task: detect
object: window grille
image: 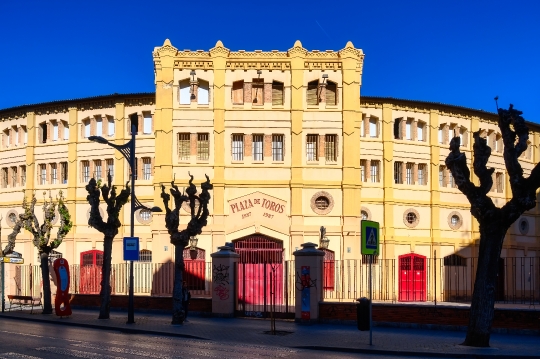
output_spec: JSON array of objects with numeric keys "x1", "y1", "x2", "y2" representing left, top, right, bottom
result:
[
  {"x1": 61, "y1": 162, "x2": 68, "y2": 184},
  {"x1": 40, "y1": 164, "x2": 47, "y2": 185},
  {"x1": 315, "y1": 196, "x2": 329, "y2": 210},
  {"x1": 106, "y1": 159, "x2": 113, "y2": 180},
  {"x1": 50, "y1": 163, "x2": 57, "y2": 184},
  {"x1": 307, "y1": 81, "x2": 319, "y2": 105},
  {"x1": 306, "y1": 134, "x2": 318, "y2": 161},
  {"x1": 252, "y1": 134, "x2": 263, "y2": 161},
  {"x1": 326, "y1": 82, "x2": 337, "y2": 106},
  {"x1": 360, "y1": 160, "x2": 366, "y2": 182},
  {"x1": 232, "y1": 134, "x2": 244, "y2": 161},
  {"x1": 139, "y1": 249, "x2": 152, "y2": 262},
  {"x1": 272, "y1": 134, "x2": 284, "y2": 161},
  {"x1": 272, "y1": 81, "x2": 284, "y2": 106},
  {"x1": 370, "y1": 160, "x2": 380, "y2": 182},
  {"x1": 94, "y1": 160, "x2": 102, "y2": 179},
  {"x1": 394, "y1": 161, "x2": 403, "y2": 184},
  {"x1": 197, "y1": 133, "x2": 209, "y2": 161},
  {"x1": 178, "y1": 133, "x2": 190, "y2": 160},
  {"x1": 143, "y1": 158, "x2": 152, "y2": 180},
  {"x1": 406, "y1": 163, "x2": 414, "y2": 184},
  {"x1": 325, "y1": 134, "x2": 337, "y2": 161},
  {"x1": 140, "y1": 209, "x2": 152, "y2": 221},
  {"x1": 82, "y1": 161, "x2": 90, "y2": 183},
  {"x1": 418, "y1": 164, "x2": 427, "y2": 185}
]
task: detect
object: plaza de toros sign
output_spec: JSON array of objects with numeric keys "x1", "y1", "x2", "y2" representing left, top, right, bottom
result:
[{"x1": 227, "y1": 192, "x2": 288, "y2": 226}]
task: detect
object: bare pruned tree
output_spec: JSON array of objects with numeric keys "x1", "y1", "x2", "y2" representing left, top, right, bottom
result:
[
  {"x1": 446, "y1": 104, "x2": 537, "y2": 347},
  {"x1": 86, "y1": 174, "x2": 130, "y2": 319},
  {"x1": 21, "y1": 191, "x2": 72, "y2": 314},
  {"x1": 161, "y1": 174, "x2": 212, "y2": 324}
]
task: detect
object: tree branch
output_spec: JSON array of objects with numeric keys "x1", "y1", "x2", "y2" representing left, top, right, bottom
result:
[{"x1": 86, "y1": 178, "x2": 106, "y2": 232}]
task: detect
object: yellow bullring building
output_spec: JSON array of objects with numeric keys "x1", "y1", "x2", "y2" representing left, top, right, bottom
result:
[{"x1": 1, "y1": 39, "x2": 539, "y2": 302}]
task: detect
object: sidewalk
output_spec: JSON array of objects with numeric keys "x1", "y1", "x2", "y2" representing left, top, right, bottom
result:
[{"x1": 1, "y1": 308, "x2": 539, "y2": 358}]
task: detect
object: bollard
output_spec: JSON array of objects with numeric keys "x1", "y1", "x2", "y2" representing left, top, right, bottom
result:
[{"x1": 356, "y1": 297, "x2": 370, "y2": 331}]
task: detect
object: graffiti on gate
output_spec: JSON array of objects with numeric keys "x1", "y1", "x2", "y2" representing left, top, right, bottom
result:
[
  {"x1": 244, "y1": 311, "x2": 263, "y2": 318},
  {"x1": 213, "y1": 264, "x2": 229, "y2": 285},
  {"x1": 214, "y1": 284, "x2": 229, "y2": 300}
]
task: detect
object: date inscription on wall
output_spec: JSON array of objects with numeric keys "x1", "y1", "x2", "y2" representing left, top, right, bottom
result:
[{"x1": 228, "y1": 191, "x2": 287, "y2": 224}]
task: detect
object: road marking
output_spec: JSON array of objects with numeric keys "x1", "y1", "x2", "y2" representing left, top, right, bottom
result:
[{"x1": 36, "y1": 347, "x2": 126, "y2": 359}]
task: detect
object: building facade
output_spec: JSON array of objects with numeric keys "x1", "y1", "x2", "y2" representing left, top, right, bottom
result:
[{"x1": 1, "y1": 39, "x2": 539, "y2": 282}]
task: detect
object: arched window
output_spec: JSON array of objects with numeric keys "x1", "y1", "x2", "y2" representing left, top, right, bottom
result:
[
  {"x1": 307, "y1": 80, "x2": 319, "y2": 105},
  {"x1": 179, "y1": 79, "x2": 191, "y2": 105},
  {"x1": 198, "y1": 80, "x2": 209, "y2": 105},
  {"x1": 272, "y1": 81, "x2": 284, "y2": 106},
  {"x1": 326, "y1": 81, "x2": 337, "y2": 106},
  {"x1": 232, "y1": 81, "x2": 244, "y2": 104},
  {"x1": 139, "y1": 249, "x2": 152, "y2": 262}
]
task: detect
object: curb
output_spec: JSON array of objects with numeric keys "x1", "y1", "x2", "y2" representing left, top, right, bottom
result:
[
  {"x1": 294, "y1": 345, "x2": 540, "y2": 359},
  {"x1": 0, "y1": 313, "x2": 209, "y2": 340}
]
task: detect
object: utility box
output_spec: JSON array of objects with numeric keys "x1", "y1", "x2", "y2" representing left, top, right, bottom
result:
[{"x1": 356, "y1": 297, "x2": 370, "y2": 331}]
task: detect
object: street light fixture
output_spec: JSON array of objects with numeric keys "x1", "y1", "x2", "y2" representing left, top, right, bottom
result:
[{"x1": 89, "y1": 113, "x2": 161, "y2": 324}]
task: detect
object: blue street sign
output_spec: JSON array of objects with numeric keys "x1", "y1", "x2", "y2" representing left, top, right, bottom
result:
[{"x1": 123, "y1": 237, "x2": 140, "y2": 261}]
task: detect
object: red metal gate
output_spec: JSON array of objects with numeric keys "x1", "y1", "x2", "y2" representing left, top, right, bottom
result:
[
  {"x1": 79, "y1": 250, "x2": 103, "y2": 294},
  {"x1": 398, "y1": 253, "x2": 426, "y2": 301},
  {"x1": 183, "y1": 247, "x2": 206, "y2": 291},
  {"x1": 234, "y1": 234, "x2": 292, "y2": 318},
  {"x1": 322, "y1": 249, "x2": 335, "y2": 290}
]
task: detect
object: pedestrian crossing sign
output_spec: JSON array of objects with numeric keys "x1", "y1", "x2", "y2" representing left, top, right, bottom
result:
[{"x1": 361, "y1": 220, "x2": 379, "y2": 255}]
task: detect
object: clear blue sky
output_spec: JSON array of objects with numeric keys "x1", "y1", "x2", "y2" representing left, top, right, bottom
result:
[{"x1": 1, "y1": 0, "x2": 538, "y2": 121}]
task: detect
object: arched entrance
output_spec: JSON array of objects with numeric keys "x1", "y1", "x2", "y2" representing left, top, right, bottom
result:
[
  {"x1": 234, "y1": 234, "x2": 293, "y2": 318},
  {"x1": 79, "y1": 250, "x2": 103, "y2": 294},
  {"x1": 398, "y1": 253, "x2": 427, "y2": 301}
]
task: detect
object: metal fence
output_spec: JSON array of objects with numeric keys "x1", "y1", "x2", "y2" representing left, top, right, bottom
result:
[
  {"x1": 13, "y1": 262, "x2": 212, "y2": 298},
  {"x1": 323, "y1": 257, "x2": 540, "y2": 304}
]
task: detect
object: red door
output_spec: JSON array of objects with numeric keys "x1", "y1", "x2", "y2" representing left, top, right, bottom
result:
[
  {"x1": 182, "y1": 247, "x2": 206, "y2": 291},
  {"x1": 399, "y1": 253, "x2": 426, "y2": 301},
  {"x1": 322, "y1": 249, "x2": 335, "y2": 290},
  {"x1": 79, "y1": 250, "x2": 103, "y2": 294}
]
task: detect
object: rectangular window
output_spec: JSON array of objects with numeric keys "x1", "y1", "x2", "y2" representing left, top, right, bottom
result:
[
  {"x1": 406, "y1": 163, "x2": 414, "y2": 184},
  {"x1": 272, "y1": 134, "x2": 284, "y2": 161},
  {"x1": 252, "y1": 79, "x2": 264, "y2": 105},
  {"x1": 232, "y1": 134, "x2": 244, "y2": 161},
  {"x1": 82, "y1": 161, "x2": 90, "y2": 183},
  {"x1": 1, "y1": 168, "x2": 7, "y2": 188},
  {"x1": 51, "y1": 122, "x2": 57, "y2": 141},
  {"x1": 11, "y1": 167, "x2": 17, "y2": 187},
  {"x1": 106, "y1": 159, "x2": 114, "y2": 180},
  {"x1": 143, "y1": 158, "x2": 152, "y2": 180},
  {"x1": 197, "y1": 133, "x2": 209, "y2": 161},
  {"x1": 448, "y1": 170, "x2": 455, "y2": 188},
  {"x1": 438, "y1": 127, "x2": 443, "y2": 144},
  {"x1": 394, "y1": 161, "x2": 403, "y2": 184},
  {"x1": 418, "y1": 164, "x2": 427, "y2": 185},
  {"x1": 326, "y1": 82, "x2": 337, "y2": 106},
  {"x1": 20, "y1": 166, "x2": 26, "y2": 186},
  {"x1": 369, "y1": 118, "x2": 378, "y2": 138},
  {"x1": 50, "y1": 163, "x2": 57, "y2": 184},
  {"x1": 40, "y1": 164, "x2": 47, "y2": 185},
  {"x1": 197, "y1": 80, "x2": 209, "y2": 105},
  {"x1": 232, "y1": 81, "x2": 244, "y2": 104},
  {"x1": 417, "y1": 122, "x2": 424, "y2": 141},
  {"x1": 23, "y1": 126, "x2": 27, "y2": 144},
  {"x1": 371, "y1": 160, "x2": 380, "y2": 182},
  {"x1": 439, "y1": 165, "x2": 445, "y2": 187},
  {"x1": 325, "y1": 134, "x2": 337, "y2": 162},
  {"x1": 405, "y1": 119, "x2": 412, "y2": 140},
  {"x1": 94, "y1": 160, "x2": 102, "y2": 179},
  {"x1": 179, "y1": 79, "x2": 191, "y2": 105},
  {"x1": 62, "y1": 121, "x2": 69, "y2": 140},
  {"x1": 40, "y1": 123, "x2": 47, "y2": 143},
  {"x1": 496, "y1": 172, "x2": 504, "y2": 193},
  {"x1": 14, "y1": 127, "x2": 19, "y2": 145},
  {"x1": 394, "y1": 118, "x2": 403, "y2": 140},
  {"x1": 361, "y1": 116, "x2": 366, "y2": 137},
  {"x1": 61, "y1": 162, "x2": 68, "y2": 184},
  {"x1": 252, "y1": 134, "x2": 264, "y2": 161},
  {"x1": 143, "y1": 114, "x2": 152, "y2": 134},
  {"x1": 307, "y1": 81, "x2": 319, "y2": 105},
  {"x1": 360, "y1": 160, "x2": 366, "y2": 182},
  {"x1": 272, "y1": 81, "x2": 284, "y2": 106},
  {"x1": 394, "y1": 162, "x2": 403, "y2": 184},
  {"x1": 306, "y1": 134, "x2": 318, "y2": 161},
  {"x1": 96, "y1": 118, "x2": 103, "y2": 136},
  {"x1": 107, "y1": 118, "x2": 115, "y2": 137},
  {"x1": 84, "y1": 120, "x2": 91, "y2": 138},
  {"x1": 178, "y1": 133, "x2": 190, "y2": 160}
]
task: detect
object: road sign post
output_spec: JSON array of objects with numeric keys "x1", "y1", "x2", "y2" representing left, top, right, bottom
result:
[{"x1": 361, "y1": 220, "x2": 379, "y2": 346}]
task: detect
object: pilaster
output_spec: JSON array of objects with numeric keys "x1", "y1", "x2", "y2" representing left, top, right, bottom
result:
[
  {"x1": 429, "y1": 109, "x2": 441, "y2": 245},
  {"x1": 66, "y1": 107, "x2": 78, "y2": 231},
  {"x1": 24, "y1": 112, "x2": 36, "y2": 199},
  {"x1": 382, "y1": 104, "x2": 395, "y2": 247}
]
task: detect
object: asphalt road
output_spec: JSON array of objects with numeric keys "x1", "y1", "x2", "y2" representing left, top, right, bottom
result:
[{"x1": 0, "y1": 318, "x2": 456, "y2": 359}]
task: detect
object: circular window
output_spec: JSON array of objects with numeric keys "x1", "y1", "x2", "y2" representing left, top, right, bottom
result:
[
  {"x1": 86, "y1": 207, "x2": 106, "y2": 220},
  {"x1": 182, "y1": 199, "x2": 200, "y2": 214},
  {"x1": 6, "y1": 210, "x2": 18, "y2": 228},
  {"x1": 360, "y1": 207, "x2": 372, "y2": 221},
  {"x1": 136, "y1": 208, "x2": 153, "y2": 224},
  {"x1": 403, "y1": 208, "x2": 420, "y2": 228},
  {"x1": 310, "y1": 191, "x2": 334, "y2": 215},
  {"x1": 447, "y1": 211, "x2": 463, "y2": 230},
  {"x1": 518, "y1": 218, "x2": 529, "y2": 235}
]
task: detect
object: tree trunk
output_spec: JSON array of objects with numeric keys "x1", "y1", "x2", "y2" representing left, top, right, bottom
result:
[
  {"x1": 463, "y1": 225, "x2": 506, "y2": 347},
  {"x1": 171, "y1": 244, "x2": 185, "y2": 324},
  {"x1": 40, "y1": 252, "x2": 53, "y2": 314},
  {"x1": 99, "y1": 236, "x2": 113, "y2": 319}
]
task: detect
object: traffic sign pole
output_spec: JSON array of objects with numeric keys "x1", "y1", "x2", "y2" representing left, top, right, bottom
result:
[
  {"x1": 361, "y1": 220, "x2": 379, "y2": 346},
  {"x1": 369, "y1": 254, "x2": 372, "y2": 345},
  {"x1": 1, "y1": 261, "x2": 4, "y2": 313}
]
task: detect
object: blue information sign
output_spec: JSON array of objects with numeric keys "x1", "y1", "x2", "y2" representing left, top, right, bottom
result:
[{"x1": 123, "y1": 237, "x2": 140, "y2": 261}]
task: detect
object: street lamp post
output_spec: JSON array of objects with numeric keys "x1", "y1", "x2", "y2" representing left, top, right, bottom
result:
[{"x1": 89, "y1": 113, "x2": 161, "y2": 324}]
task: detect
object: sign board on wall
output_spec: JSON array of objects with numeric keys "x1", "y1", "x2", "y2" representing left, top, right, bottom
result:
[
  {"x1": 227, "y1": 192, "x2": 288, "y2": 231},
  {"x1": 123, "y1": 237, "x2": 140, "y2": 261}
]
